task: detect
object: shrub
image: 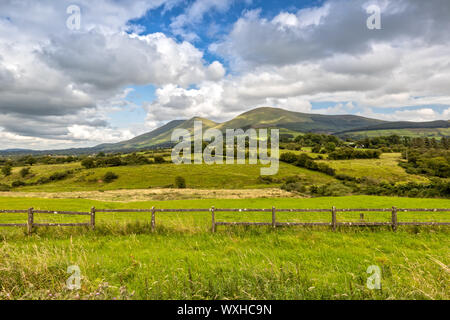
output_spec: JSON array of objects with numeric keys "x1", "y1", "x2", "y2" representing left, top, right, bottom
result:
[
  {"x1": 0, "y1": 183, "x2": 11, "y2": 191},
  {"x1": 328, "y1": 148, "x2": 382, "y2": 160},
  {"x1": 48, "y1": 171, "x2": 71, "y2": 181},
  {"x1": 175, "y1": 176, "x2": 186, "y2": 189},
  {"x1": 2, "y1": 165, "x2": 12, "y2": 177},
  {"x1": 257, "y1": 176, "x2": 274, "y2": 184},
  {"x1": 281, "y1": 182, "x2": 306, "y2": 193},
  {"x1": 20, "y1": 167, "x2": 31, "y2": 178},
  {"x1": 154, "y1": 156, "x2": 166, "y2": 164},
  {"x1": 11, "y1": 180, "x2": 26, "y2": 188},
  {"x1": 103, "y1": 172, "x2": 119, "y2": 183},
  {"x1": 81, "y1": 158, "x2": 96, "y2": 169},
  {"x1": 311, "y1": 145, "x2": 321, "y2": 153}
]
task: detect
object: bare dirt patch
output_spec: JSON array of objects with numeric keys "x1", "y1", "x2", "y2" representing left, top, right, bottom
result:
[{"x1": 0, "y1": 188, "x2": 299, "y2": 202}]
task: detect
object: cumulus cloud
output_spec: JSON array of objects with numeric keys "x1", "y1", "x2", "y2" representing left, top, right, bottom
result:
[
  {"x1": 0, "y1": 0, "x2": 225, "y2": 148},
  {"x1": 1, "y1": 0, "x2": 450, "y2": 150},
  {"x1": 211, "y1": 0, "x2": 450, "y2": 69},
  {"x1": 152, "y1": 0, "x2": 450, "y2": 123}
]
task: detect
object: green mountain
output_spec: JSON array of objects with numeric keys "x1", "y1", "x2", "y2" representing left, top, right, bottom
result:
[
  {"x1": 217, "y1": 107, "x2": 384, "y2": 132},
  {"x1": 93, "y1": 107, "x2": 388, "y2": 151},
  {"x1": 1, "y1": 107, "x2": 448, "y2": 155},
  {"x1": 96, "y1": 117, "x2": 218, "y2": 151}
]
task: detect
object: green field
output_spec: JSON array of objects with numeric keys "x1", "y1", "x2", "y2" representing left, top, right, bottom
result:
[
  {"x1": 318, "y1": 153, "x2": 429, "y2": 183},
  {"x1": 340, "y1": 128, "x2": 450, "y2": 139},
  {"x1": 0, "y1": 196, "x2": 449, "y2": 300},
  {"x1": 0, "y1": 152, "x2": 436, "y2": 193},
  {"x1": 2, "y1": 162, "x2": 336, "y2": 192}
]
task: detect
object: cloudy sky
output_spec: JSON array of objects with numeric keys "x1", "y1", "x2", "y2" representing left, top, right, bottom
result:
[{"x1": 0, "y1": 0, "x2": 449, "y2": 150}]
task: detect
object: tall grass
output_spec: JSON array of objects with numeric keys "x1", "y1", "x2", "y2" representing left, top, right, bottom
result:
[{"x1": 0, "y1": 196, "x2": 448, "y2": 300}]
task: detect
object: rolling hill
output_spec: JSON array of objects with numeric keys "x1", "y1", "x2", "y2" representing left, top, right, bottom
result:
[
  {"x1": 336, "y1": 120, "x2": 450, "y2": 139},
  {"x1": 91, "y1": 107, "x2": 388, "y2": 151}
]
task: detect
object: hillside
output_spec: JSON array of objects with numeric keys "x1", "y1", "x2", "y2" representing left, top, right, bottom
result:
[
  {"x1": 336, "y1": 120, "x2": 450, "y2": 139},
  {"x1": 92, "y1": 107, "x2": 387, "y2": 152},
  {"x1": 216, "y1": 107, "x2": 385, "y2": 132},
  {"x1": 95, "y1": 117, "x2": 218, "y2": 151}
]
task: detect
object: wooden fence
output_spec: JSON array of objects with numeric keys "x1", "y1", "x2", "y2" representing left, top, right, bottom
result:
[{"x1": 0, "y1": 207, "x2": 449, "y2": 235}]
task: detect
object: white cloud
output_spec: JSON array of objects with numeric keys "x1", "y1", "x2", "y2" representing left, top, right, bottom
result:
[
  {"x1": 1, "y1": 0, "x2": 450, "y2": 150},
  {"x1": 68, "y1": 125, "x2": 134, "y2": 143},
  {"x1": 0, "y1": 0, "x2": 226, "y2": 148}
]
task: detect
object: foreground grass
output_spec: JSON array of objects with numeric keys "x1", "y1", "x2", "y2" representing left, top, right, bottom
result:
[{"x1": 0, "y1": 196, "x2": 449, "y2": 300}]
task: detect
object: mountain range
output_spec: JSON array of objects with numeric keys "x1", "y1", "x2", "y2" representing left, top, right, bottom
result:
[{"x1": 1, "y1": 107, "x2": 449, "y2": 155}]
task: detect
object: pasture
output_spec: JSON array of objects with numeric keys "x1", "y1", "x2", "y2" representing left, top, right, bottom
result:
[{"x1": 0, "y1": 196, "x2": 448, "y2": 300}]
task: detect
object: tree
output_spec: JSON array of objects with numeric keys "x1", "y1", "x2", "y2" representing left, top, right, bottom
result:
[
  {"x1": 81, "y1": 158, "x2": 96, "y2": 169},
  {"x1": 325, "y1": 142, "x2": 336, "y2": 153},
  {"x1": 20, "y1": 167, "x2": 31, "y2": 178},
  {"x1": 154, "y1": 156, "x2": 165, "y2": 164},
  {"x1": 2, "y1": 165, "x2": 12, "y2": 177},
  {"x1": 103, "y1": 172, "x2": 118, "y2": 183},
  {"x1": 311, "y1": 145, "x2": 321, "y2": 153},
  {"x1": 175, "y1": 176, "x2": 186, "y2": 189}
]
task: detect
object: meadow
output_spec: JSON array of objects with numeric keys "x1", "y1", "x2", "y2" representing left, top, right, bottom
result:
[
  {"x1": 3, "y1": 161, "x2": 335, "y2": 192},
  {"x1": 0, "y1": 196, "x2": 449, "y2": 300},
  {"x1": 318, "y1": 153, "x2": 429, "y2": 183}
]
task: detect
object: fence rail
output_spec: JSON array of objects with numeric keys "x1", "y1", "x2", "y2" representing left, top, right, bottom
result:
[{"x1": 0, "y1": 207, "x2": 449, "y2": 235}]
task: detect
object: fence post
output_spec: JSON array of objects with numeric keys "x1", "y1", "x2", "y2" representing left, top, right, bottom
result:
[
  {"x1": 332, "y1": 206, "x2": 337, "y2": 231},
  {"x1": 27, "y1": 207, "x2": 34, "y2": 236},
  {"x1": 211, "y1": 206, "x2": 216, "y2": 233},
  {"x1": 272, "y1": 206, "x2": 276, "y2": 228},
  {"x1": 90, "y1": 207, "x2": 96, "y2": 230},
  {"x1": 360, "y1": 213, "x2": 364, "y2": 222},
  {"x1": 151, "y1": 206, "x2": 156, "y2": 232},
  {"x1": 392, "y1": 206, "x2": 398, "y2": 232}
]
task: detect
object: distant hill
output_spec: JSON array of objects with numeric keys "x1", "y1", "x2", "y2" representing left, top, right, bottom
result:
[
  {"x1": 1, "y1": 107, "x2": 448, "y2": 155},
  {"x1": 216, "y1": 107, "x2": 384, "y2": 133},
  {"x1": 92, "y1": 107, "x2": 386, "y2": 151},
  {"x1": 336, "y1": 120, "x2": 450, "y2": 139}
]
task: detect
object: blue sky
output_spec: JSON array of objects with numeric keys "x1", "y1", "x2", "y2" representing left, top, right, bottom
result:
[{"x1": 0, "y1": 0, "x2": 449, "y2": 149}]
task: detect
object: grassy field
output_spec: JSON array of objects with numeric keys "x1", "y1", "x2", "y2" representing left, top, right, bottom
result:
[
  {"x1": 0, "y1": 152, "x2": 434, "y2": 193},
  {"x1": 0, "y1": 196, "x2": 449, "y2": 300},
  {"x1": 318, "y1": 153, "x2": 429, "y2": 183},
  {"x1": 340, "y1": 128, "x2": 450, "y2": 139},
  {"x1": 3, "y1": 162, "x2": 336, "y2": 192}
]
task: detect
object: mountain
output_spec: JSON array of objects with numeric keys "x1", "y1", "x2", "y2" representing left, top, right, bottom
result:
[
  {"x1": 94, "y1": 117, "x2": 218, "y2": 151},
  {"x1": 91, "y1": 107, "x2": 387, "y2": 152},
  {"x1": 1, "y1": 107, "x2": 448, "y2": 155},
  {"x1": 216, "y1": 107, "x2": 384, "y2": 132}
]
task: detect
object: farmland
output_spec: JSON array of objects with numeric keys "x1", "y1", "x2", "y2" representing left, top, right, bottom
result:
[
  {"x1": 0, "y1": 142, "x2": 448, "y2": 301},
  {"x1": 0, "y1": 196, "x2": 449, "y2": 300}
]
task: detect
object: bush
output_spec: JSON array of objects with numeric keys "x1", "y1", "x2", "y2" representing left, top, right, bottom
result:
[
  {"x1": 81, "y1": 158, "x2": 96, "y2": 169},
  {"x1": 328, "y1": 148, "x2": 382, "y2": 160},
  {"x1": 175, "y1": 176, "x2": 186, "y2": 189},
  {"x1": 281, "y1": 182, "x2": 306, "y2": 193},
  {"x1": 103, "y1": 172, "x2": 119, "y2": 183},
  {"x1": 11, "y1": 180, "x2": 26, "y2": 188},
  {"x1": 154, "y1": 156, "x2": 166, "y2": 164},
  {"x1": 2, "y1": 165, "x2": 12, "y2": 177},
  {"x1": 48, "y1": 171, "x2": 71, "y2": 181},
  {"x1": 0, "y1": 184, "x2": 11, "y2": 191},
  {"x1": 20, "y1": 167, "x2": 31, "y2": 178},
  {"x1": 257, "y1": 176, "x2": 274, "y2": 184}
]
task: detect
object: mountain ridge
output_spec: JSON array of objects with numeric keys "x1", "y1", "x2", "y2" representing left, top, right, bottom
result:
[{"x1": 1, "y1": 107, "x2": 448, "y2": 155}]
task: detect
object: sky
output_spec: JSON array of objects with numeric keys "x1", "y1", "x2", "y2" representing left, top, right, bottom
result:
[{"x1": 0, "y1": 0, "x2": 449, "y2": 150}]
